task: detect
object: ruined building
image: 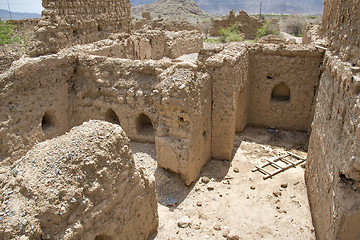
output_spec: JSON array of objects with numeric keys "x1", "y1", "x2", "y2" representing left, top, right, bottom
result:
[
  {"x1": 209, "y1": 10, "x2": 264, "y2": 39},
  {"x1": 0, "y1": 0, "x2": 359, "y2": 239}
]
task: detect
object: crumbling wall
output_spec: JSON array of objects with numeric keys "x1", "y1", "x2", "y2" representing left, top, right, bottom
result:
[
  {"x1": 0, "y1": 55, "x2": 76, "y2": 165},
  {"x1": 155, "y1": 63, "x2": 211, "y2": 185},
  {"x1": 306, "y1": 52, "x2": 360, "y2": 240},
  {"x1": 321, "y1": 0, "x2": 360, "y2": 66},
  {"x1": 199, "y1": 43, "x2": 323, "y2": 160},
  {"x1": 164, "y1": 30, "x2": 203, "y2": 59},
  {"x1": 209, "y1": 10, "x2": 263, "y2": 39},
  {"x1": 305, "y1": 1, "x2": 360, "y2": 239},
  {"x1": 199, "y1": 43, "x2": 250, "y2": 160},
  {"x1": 81, "y1": 30, "x2": 203, "y2": 60},
  {"x1": 0, "y1": 120, "x2": 158, "y2": 239},
  {"x1": 248, "y1": 45, "x2": 323, "y2": 131},
  {"x1": 133, "y1": 18, "x2": 196, "y2": 32},
  {"x1": 29, "y1": 0, "x2": 131, "y2": 56},
  {"x1": 69, "y1": 55, "x2": 169, "y2": 143}
]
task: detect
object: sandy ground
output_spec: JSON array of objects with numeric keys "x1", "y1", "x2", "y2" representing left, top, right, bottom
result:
[{"x1": 130, "y1": 127, "x2": 315, "y2": 240}]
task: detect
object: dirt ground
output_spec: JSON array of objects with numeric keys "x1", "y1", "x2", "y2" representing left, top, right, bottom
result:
[{"x1": 130, "y1": 127, "x2": 315, "y2": 240}]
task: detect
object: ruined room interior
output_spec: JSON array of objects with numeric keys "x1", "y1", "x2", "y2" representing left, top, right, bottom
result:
[{"x1": 0, "y1": 0, "x2": 359, "y2": 239}]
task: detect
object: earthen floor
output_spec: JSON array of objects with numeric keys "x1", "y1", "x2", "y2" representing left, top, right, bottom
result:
[{"x1": 131, "y1": 127, "x2": 315, "y2": 240}]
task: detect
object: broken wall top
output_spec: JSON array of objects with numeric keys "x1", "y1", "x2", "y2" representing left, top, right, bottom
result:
[
  {"x1": 29, "y1": 0, "x2": 131, "y2": 56},
  {"x1": 322, "y1": 0, "x2": 360, "y2": 66}
]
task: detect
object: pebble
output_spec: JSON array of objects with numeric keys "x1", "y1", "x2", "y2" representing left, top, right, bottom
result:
[
  {"x1": 222, "y1": 228, "x2": 230, "y2": 237},
  {"x1": 177, "y1": 216, "x2": 192, "y2": 228},
  {"x1": 201, "y1": 176, "x2": 210, "y2": 184},
  {"x1": 233, "y1": 167, "x2": 239, "y2": 173},
  {"x1": 281, "y1": 183, "x2": 288, "y2": 188},
  {"x1": 273, "y1": 191, "x2": 282, "y2": 197},
  {"x1": 213, "y1": 223, "x2": 221, "y2": 231},
  {"x1": 196, "y1": 201, "x2": 202, "y2": 207},
  {"x1": 207, "y1": 185, "x2": 215, "y2": 191},
  {"x1": 250, "y1": 185, "x2": 256, "y2": 190},
  {"x1": 227, "y1": 234, "x2": 240, "y2": 240}
]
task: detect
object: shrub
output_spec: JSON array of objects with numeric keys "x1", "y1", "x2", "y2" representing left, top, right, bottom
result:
[
  {"x1": 218, "y1": 23, "x2": 243, "y2": 43},
  {"x1": 280, "y1": 15, "x2": 306, "y2": 37},
  {"x1": 256, "y1": 21, "x2": 280, "y2": 40},
  {"x1": 0, "y1": 21, "x2": 21, "y2": 46}
]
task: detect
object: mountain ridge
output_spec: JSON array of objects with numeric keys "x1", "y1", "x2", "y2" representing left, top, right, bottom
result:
[
  {"x1": 131, "y1": 0, "x2": 324, "y2": 15},
  {"x1": 0, "y1": 9, "x2": 41, "y2": 20}
]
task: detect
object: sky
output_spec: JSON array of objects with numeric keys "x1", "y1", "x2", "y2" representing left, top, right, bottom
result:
[{"x1": 0, "y1": 0, "x2": 43, "y2": 14}]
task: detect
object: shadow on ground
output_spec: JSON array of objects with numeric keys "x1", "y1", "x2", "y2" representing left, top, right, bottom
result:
[
  {"x1": 130, "y1": 141, "x2": 195, "y2": 208},
  {"x1": 130, "y1": 127, "x2": 309, "y2": 208}
]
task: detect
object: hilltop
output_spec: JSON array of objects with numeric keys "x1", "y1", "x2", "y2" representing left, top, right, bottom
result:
[{"x1": 132, "y1": 0, "x2": 209, "y2": 20}]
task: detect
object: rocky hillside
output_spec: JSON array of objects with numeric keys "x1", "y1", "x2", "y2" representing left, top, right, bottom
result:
[
  {"x1": 132, "y1": 0, "x2": 208, "y2": 19},
  {"x1": 131, "y1": 0, "x2": 324, "y2": 15}
]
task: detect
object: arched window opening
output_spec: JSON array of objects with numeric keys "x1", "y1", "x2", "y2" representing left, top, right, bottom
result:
[
  {"x1": 136, "y1": 113, "x2": 154, "y2": 136},
  {"x1": 271, "y1": 83, "x2": 290, "y2": 102},
  {"x1": 42, "y1": 111, "x2": 56, "y2": 136},
  {"x1": 105, "y1": 109, "x2": 120, "y2": 125}
]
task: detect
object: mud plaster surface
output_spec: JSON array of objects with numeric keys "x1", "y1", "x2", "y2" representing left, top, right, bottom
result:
[{"x1": 131, "y1": 127, "x2": 315, "y2": 240}]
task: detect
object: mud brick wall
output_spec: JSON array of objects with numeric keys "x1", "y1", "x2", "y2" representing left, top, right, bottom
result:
[
  {"x1": 210, "y1": 10, "x2": 263, "y2": 39},
  {"x1": 29, "y1": 0, "x2": 131, "y2": 56},
  {"x1": 0, "y1": 55, "x2": 76, "y2": 165},
  {"x1": 248, "y1": 46, "x2": 323, "y2": 131},
  {"x1": 200, "y1": 43, "x2": 250, "y2": 160},
  {"x1": 322, "y1": 0, "x2": 360, "y2": 66},
  {"x1": 69, "y1": 55, "x2": 167, "y2": 143},
  {"x1": 306, "y1": 1, "x2": 360, "y2": 238},
  {"x1": 81, "y1": 30, "x2": 203, "y2": 60},
  {"x1": 155, "y1": 64, "x2": 212, "y2": 185},
  {"x1": 306, "y1": 52, "x2": 360, "y2": 240}
]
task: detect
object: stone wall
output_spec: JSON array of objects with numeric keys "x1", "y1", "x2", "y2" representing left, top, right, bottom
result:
[
  {"x1": 29, "y1": 0, "x2": 131, "y2": 56},
  {"x1": 0, "y1": 120, "x2": 158, "y2": 239},
  {"x1": 321, "y1": 0, "x2": 360, "y2": 66},
  {"x1": 209, "y1": 10, "x2": 263, "y2": 39},
  {"x1": 248, "y1": 45, "x2": 323, "y2": 131}
]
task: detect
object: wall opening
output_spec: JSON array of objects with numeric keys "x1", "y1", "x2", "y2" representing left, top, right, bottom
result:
[
  {"x1": 105, "y1": 109, "x2": 120, "y2": 125},
  {"x1": 271, "y1": 83, "x2": 290, "y2": 102},
  {"x1": 41, "y1": 111, "x2": 57, "y2": 136},
  {"x1": 136, "y1": 113, "x2": 154, "y2": 136},
  {"x1": 95, "y1": 235, "x2": 113, "y2": 240}
]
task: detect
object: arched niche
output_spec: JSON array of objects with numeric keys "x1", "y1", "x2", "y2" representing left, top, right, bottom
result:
[
  {"x1": 41, "y1": 111, "x2": 58, "y2": 137},
  {"x1": 105, "y1": 109, "x2": 120, "y2": 125},
  {"x1": 271, "y1": 82, "x2": 290, "y2": 102},
  {"x1": 135, "y1": 113, "x2": 154, "y2": 137}
]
